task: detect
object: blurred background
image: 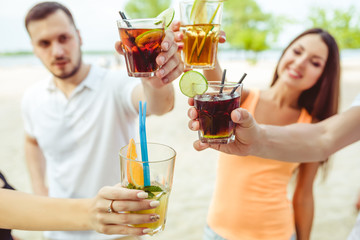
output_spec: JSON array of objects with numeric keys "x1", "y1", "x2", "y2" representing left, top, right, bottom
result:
[
  {"x1": 1, "y1": 0, "x2": 360, "y2": 240},
  {"x1": 1, "y1": 0, "x2": 360, "y2": 60}
]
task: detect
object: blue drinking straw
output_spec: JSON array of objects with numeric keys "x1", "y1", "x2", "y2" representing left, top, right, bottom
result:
[{"x1": 139, "y1": 101, "x2": 150, "y2": 186}]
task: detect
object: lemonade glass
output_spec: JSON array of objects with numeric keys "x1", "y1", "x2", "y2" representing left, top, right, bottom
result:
[
  {"x1": 180, "y1": 0, "x2": 224, "y2": 69},
  {"x1": 119, "y1": 142, "x2": 176, "y2": 235}
]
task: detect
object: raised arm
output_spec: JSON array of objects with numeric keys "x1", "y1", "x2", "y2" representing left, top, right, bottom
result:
[
  {"x1": 188, "y1": 105, "x2": 360, "y2": 162},
  {"x1": 115, "y1": 26, "x2": 183, "y2": 116},
  {"x1": 257, "y1": 106, "x2": 360, "y2": 162}
]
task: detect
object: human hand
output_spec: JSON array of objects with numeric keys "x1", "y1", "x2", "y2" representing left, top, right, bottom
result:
[
  {"x1": 187, "y1": 98, "x2": 260, "y2": 156},
  {"x1": 115, "y1": 28, "x2": 184, "y2": 88},
  {"x1": 89, "y1": 184, "x2": 161, "y2": 236}
]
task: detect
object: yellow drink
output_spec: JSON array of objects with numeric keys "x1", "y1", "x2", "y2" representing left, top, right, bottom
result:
[
  {"x1": 132, "y1": 190, "x2": 169, "y2": 235},
  {"x1": 182, "y1": 24, "x2": 220, "y2": 69},
  {"x1": 119, "y1": 142, "x2": 176, "y2": 236}
]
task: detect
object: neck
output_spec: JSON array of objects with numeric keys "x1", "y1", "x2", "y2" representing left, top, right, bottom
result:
[
  {"x1": 53, "y1": 63, "x2": 91, "y2": 98},
  {"x1": 266, "y1": 83, "x2": 302, "y2": 109}
]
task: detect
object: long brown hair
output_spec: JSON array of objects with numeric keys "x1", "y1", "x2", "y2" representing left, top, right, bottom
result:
[{"x1": 271, "y1": 28, "x2": 340, "y2": 121}]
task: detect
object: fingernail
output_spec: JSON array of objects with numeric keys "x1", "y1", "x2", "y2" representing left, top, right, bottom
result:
[
  {"x1": 233, "y1": 110, "x2": 241, "y2": 121},
  {"x1": 158, "y1": 56, "x2": 165, "y2": 65},
  {"x1": 162, "y1": 42, "x2": 169, "y2": 50},
  {"x1": 150, "y1": 200, "x2": 160, "y2": 207},
  {"x1": 143, "y1": 228, "x2": 152, "y2": 234},
  {"x1": 159, "y1": 69, "x2": 165, "y2": 76},
  {"x1": 162, "y1": 78, "x2": 169, "y2": 84},
  {"x1": 137, "y1": 192, "x2": 148, "y2": 199},
  {"x1": 150, "y1": 214, "x2": 160, "y2": 221}
]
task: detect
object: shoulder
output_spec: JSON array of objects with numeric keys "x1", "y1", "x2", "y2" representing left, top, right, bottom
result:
[
  {"x1": 99, "y1": 66, "x2": 131, "y2": 83},
  {"x1": 22, "y1": 79, "x2": 49, "y2": 102},
  {"x1": 241, "y1": 88, "x2": 251, "y2": 102},
  {"x1": 241, "y1": 88, "x2": 260, "y2": 103}
]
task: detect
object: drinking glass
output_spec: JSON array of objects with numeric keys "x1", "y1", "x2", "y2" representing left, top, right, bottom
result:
[
  {"x1": 179, "y1": 0, "x2": 224, "y2": 69},
  {"x1": 117, "y1": 19, "x2": 165, "y2": 77},
  {"x1": 194, "y1": 81, "x2": 242, "y2": 144},
  {"x1": 119, "y1": 142, "x2": 176, "y2": 235}
]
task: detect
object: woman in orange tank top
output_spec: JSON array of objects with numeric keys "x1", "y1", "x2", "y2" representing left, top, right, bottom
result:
[{"x1": 201, "y1": 28, "x2": 341, "y2": 240}]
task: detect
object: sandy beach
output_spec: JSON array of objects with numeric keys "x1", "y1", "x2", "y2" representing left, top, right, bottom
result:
[{"x1": 1, "y1": 57, "x2": 360, "y2": 240}]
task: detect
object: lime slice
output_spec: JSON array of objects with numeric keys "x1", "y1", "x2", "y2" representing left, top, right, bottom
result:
[
  {"x1": 135, "y1": 29, "x2": 163, "y2": 47},
  {"x1": 190, "y1": 0, "x2": 207, "y2": 24},
  {"x1": 155, "y1": 8, "x2": 175, "y2": 28},
  {"x1": 179, "y1": 71, "x2": 208, "y2": 98}
]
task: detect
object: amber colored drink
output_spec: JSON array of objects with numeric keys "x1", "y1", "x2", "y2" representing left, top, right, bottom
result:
[
  {"x1": 195, "y1": 92, "x2": 240, "y2": 144},
  {"x1": 182, "y1": 24, "x2": 220, "y2": 69},
  {"x1": 119, "y1": 28, "x2": 164, "y2": 77}
]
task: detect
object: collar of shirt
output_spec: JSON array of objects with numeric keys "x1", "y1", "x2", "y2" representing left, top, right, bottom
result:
[{"x1": 45, "y1": 64, "x2": 103, "y2": 93}]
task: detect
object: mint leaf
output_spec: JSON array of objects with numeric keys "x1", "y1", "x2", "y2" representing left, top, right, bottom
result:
[
  {"x1": 144, "y1": 186, "x2": 163, "y2": 192},
  {"x1": 126, "y1": 184, "x2": 163, "y2": 199},
  {"x1": 147, "y1": 192, "x2": 155, "y2": 199},
  {"x1": 127, "y1": 183, "x2": 137, "y2": 189}
]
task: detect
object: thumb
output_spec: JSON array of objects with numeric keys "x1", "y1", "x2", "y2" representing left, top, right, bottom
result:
[{"x1": 231, "y1": 108, "x2": 254, "y2": 128}]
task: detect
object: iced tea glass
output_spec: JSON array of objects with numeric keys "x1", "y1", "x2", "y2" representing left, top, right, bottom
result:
[
  {"x1": 194, "y1": 81, "x2": 242, "y2": 144},
  {"x1": 117, "y1": 19, "x2": 165, "y2": 77},
  {"x1": 179, "y1": 0, "x2": 223, "y2": 69},
  {"x1": 119, "y1": 143, "x2": 176, "y2": 235}
]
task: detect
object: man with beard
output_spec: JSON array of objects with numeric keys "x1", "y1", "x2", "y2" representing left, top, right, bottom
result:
[{"x1": 22, "y1": 2, "x2": 183, "y2": 240}]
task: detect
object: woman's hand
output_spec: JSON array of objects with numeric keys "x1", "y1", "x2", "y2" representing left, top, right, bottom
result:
[{"x1": 89, "y1": 184, "x2": 160, "y2": 236}]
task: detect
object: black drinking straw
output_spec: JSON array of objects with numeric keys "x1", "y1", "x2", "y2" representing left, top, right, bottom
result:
[
  {"x1": 219, "y1": 69, "x2": 226, "y2": 94},
  {"x1": 119, "y1": 11, "x2": 132, "y2": 27},
  {"x1": 230, "y1": 73, "x2": 247, "y2": 95}
]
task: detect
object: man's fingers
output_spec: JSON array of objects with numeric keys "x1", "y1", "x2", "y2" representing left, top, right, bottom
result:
[
  {"x1": 187, "y1": 107, "x2": 197, "y2": 119},
  {"x1": 188, "y1": 98, "x2": 194, "y2": 106},
  {"x1": 231, "y1": 108, "x2": 254, "y2": 128},
  {"x1": 114, "y1": 41, "x2": 124, "y2": 55},
  {"x1": 188, "y1": 120, "x2": 199, "y2": 131},
  {"x1": 193, "y1": 140, "x2": 209, "y2": 151},
  {"x1": 161, "y1": 30, "x2": 175, "y2": 50},
  {"x1": 169, "y1": 20, "x2": 181, "y2": 32}
]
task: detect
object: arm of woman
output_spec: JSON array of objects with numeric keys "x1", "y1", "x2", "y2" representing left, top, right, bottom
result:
[
  {"x1": 292, "y1": 162, "x2": 321, "y2": 240},
  {"x1": 0, "y1": 185, "x2": 159, "y2": 235}
]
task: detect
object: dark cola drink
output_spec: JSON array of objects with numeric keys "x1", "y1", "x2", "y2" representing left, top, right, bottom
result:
[{"x1": 194, "y1": 92, "x2": 240, "y2": 144}]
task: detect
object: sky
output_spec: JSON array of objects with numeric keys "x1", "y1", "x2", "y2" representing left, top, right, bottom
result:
[{"x1": 0, "y1": 0, "x2": 359, "y2": 53}]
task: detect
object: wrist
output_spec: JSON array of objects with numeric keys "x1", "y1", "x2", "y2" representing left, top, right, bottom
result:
[
  {"x1": 252, "y1": 124, "x2": 267, "y2": 157},
  {"x1": 74, "y1": 198, "x2": 93, "y2": 231}
]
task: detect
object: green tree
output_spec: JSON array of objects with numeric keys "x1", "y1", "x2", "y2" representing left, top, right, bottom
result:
[
  {"x1": 308, "y1": 6, "x2": 360, "y2": 49},
  {"x1": 124, "y1": 0, "x2": 170, "y2": 18},
  {"x1": 222, "y1": 0, "x2": 286, "y2": 62}
]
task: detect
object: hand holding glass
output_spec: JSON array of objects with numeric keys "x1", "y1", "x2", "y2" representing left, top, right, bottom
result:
[
  {"x1": 117, "y1": 19, "x2": 165, "y2": 77},
  {"x1": 194, "y1": 81, "x2": 242, "y2": 144},
  {"x1": 119, "y1": 142, "x2": 176, "y2": 235}
]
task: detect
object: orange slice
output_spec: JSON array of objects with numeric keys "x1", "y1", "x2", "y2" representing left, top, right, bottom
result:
[
  {"x1": 135, "y1": 29, "x2": 164, "y2": 47},
  {"x1": 126, "y1": 139, "x2": 144, "y2": 187}
]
